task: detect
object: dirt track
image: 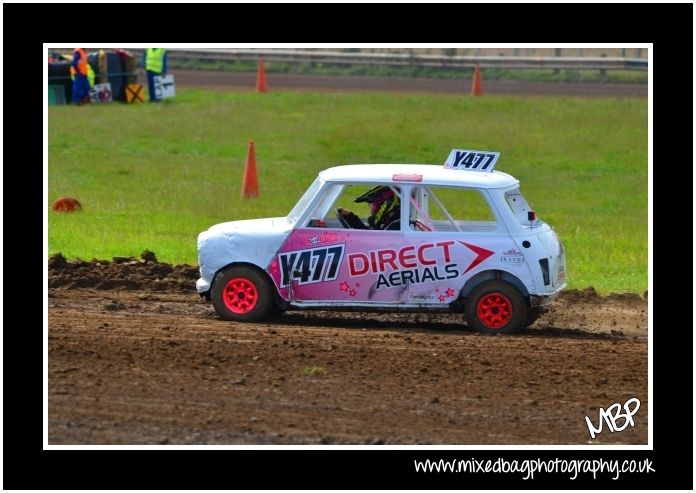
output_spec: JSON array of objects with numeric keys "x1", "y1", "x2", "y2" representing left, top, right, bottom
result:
[
  {"x1": 172, "y1": 69, "x2": 648, "y2": 98},
  {"x1": 48, "y1": 256, "x2": 648, "y2": 445}
]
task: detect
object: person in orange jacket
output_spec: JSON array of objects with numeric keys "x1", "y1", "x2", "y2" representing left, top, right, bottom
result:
[{"x1": 70, "y1": 48, "x2": 90, "y2": 104}]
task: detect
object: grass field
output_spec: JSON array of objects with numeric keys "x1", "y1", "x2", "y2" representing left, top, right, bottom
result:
[{"x1": 48, "y1": 90, "x2": 648, "y2": 293}]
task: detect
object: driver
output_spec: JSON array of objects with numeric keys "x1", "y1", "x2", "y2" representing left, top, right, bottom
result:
[{"x1": 338, "y1": 185, "x2": 400, "y2": 230}]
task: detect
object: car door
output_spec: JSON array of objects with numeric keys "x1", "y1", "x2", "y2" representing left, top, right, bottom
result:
[
  {"x1": 268, "y1": 183, "x2": 408, "y2": 303},
  {"x1": 399, "y1": 185, "x2": 515, "y2": 304}
]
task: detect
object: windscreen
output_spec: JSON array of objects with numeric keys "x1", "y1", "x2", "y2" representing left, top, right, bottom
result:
[{"x1": 286, "y1": 177, "x2": 322, "y2": 225}]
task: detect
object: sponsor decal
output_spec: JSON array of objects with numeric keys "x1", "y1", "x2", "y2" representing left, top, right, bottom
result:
[
  {"x1": 303, "y1": 231, "x2": 347, "y2": 246},
  {"x1": 500, "y1": 247, "x2": 525, "y2": 264},
  {"x1": 278, "y1": 245, "x2": 345, "y2": 287},
  {"x1": 374, "y1": 265, "x2": 459, "y2": 290},
  {"x1": 348, "y1": 241, "x2": 459, "y2": 290},
  {"x1": 460, "y1": 242, "x2": 494, "y2": 273},
  {"x1": 346, "y1": 241, "x2": 493, "y2": 291},
  {"x1": 410, "y1": 294, "x2": 435, "y2": 302},
  {"x1": 409, "y1": 288, "x2": 456, "y2": 303}
]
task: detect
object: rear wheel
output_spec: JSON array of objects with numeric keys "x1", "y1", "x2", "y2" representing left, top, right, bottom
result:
[
  {"x1": 212, "y1": 265, "x2": 275, "y2": 322},
  {"x1": 465, "y1": 280, "x2": 528, "y2": 334},
  {"x1": 525, "y1": 308, "x2": 544, "y2": 327}
]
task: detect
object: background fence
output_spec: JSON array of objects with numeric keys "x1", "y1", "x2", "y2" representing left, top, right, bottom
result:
[{"x1": 129, "y1": 48, "x2": 648, "y2": 72}]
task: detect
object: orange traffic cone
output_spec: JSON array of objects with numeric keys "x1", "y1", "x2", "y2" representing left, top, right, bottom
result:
[
  {"x1": 471, "y1": 64, "x2": 483, "y2": 96},
  {"x1": 256, "y1": 59, "x2": 268, "y2": 93},
  {"x1": 241, "y1": 141, "x2": 260, "y2": 198}
]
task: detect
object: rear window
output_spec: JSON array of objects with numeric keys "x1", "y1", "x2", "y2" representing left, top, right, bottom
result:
[
  {"x1": 408, "y1": 185, "x2": 497, "y2": 232},
  {"x1": 504, "y1": 187, "x2": 536, "y2": 225}
]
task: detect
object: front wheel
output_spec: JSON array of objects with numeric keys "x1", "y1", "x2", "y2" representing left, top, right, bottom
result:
[
  {"x1": 465, "y1": 281, "x2": 528, "y2": 334},
  {"x1": 212, "y1": 265, "x2": 276, "y2": 322}
]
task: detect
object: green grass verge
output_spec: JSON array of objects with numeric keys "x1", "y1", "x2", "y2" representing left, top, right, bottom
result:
[
  {"x1": 169, "y1": 59, "x2": 648, "y2": 84},
  {"x1": 48, "y1": 90, "x2": 647, "y2": 293}
]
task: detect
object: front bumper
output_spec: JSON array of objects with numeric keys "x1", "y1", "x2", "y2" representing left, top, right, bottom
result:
[{"x1": 196, "y1": 277, "x2": 211, "y2": 294}]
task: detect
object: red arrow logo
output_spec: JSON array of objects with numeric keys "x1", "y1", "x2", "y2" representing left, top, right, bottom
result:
[{"x1": 460, "y1": 241, "x2": 495, "y2": 274}]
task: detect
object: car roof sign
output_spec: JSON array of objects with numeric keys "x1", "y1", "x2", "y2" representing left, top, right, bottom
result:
[{"x1": 444, "y1": 149, "x2": 500, "y2": 172}]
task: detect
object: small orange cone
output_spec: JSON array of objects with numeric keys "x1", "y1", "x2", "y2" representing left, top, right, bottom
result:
[
  {"x1": 472, "y1": 64, "x2": 483, "y2": 96},
  {"x1": 241, "y1": 141, "x2": 260, "y2": 198},
  {"x1": 256, "y1": 60, "x2": 268, "y2": 93}
]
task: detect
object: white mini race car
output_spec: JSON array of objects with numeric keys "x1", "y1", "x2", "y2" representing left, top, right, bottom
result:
[{"x1": 197, "y1": 149, "x2": 566, "y2": 333}]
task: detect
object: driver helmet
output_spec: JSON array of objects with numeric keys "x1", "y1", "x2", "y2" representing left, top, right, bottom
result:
[{"x1": 354, "y1": 185, "x2": 400, "y2": 229}]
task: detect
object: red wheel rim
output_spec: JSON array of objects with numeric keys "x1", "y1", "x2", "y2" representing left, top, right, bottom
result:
[
  {"x1": 477, "y1": 292, "x2": 513, "y2": 329},
  {"x1": 222, "y1": 277, "x2": 259, "y2": 314}
]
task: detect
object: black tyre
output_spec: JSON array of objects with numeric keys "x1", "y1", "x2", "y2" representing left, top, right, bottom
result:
[
  {"x1": 211, "y1": 265, "x2": 276, "y2": 322},
  {"x1": 268, "y1": 298, "x2": 287, "y2": 317},
  {"x1": 525, "y1": 308, "x2": 544, "y2": 327},
  {"x1": 465, "y1": 280, "x2": 528, "y2": 334}
]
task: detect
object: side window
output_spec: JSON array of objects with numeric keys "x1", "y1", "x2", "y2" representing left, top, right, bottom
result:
[
  {"x1": 334, "y1": 184, "x2": 376, "y2": 228},
  {"x1": 306, "y1": 183, "x2": 403, "y2": 231},
  {"x1": 409, "y1": 186, "x2": 497, "y2": 232}
]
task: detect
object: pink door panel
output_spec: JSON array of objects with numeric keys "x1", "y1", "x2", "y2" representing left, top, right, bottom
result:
[{"x1": 268, "y1": 228, "x2": 507, "y2": 304}]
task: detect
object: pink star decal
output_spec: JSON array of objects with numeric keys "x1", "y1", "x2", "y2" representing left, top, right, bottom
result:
[
  {"x1": 435, "y1": 288, "x2": 440, "y2": 292},
  {"x1": 339, "y1": 281, "x2": 350, "y2": 291},
  {"x1": 349, "y1": 289, "x2": 357, "y2": 297},
  {"x1": 445, "y1": 287, "x2": 455, "y2": 297},
  {"x1": 438, "y1": 294, "x2": 446, "y2": 302}
]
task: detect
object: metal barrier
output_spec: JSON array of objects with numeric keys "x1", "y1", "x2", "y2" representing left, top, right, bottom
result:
[
  {"x1": 147, "y1": 49, "x2": 647, "y2": 71},
  {"x1": 48, "y1": 71, "x2": 137, "y2": 81}
]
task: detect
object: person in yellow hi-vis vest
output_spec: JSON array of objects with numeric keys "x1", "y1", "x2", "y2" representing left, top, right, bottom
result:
[{"x1": 143, "y1": 48, "x2": 168, "y2": 102}]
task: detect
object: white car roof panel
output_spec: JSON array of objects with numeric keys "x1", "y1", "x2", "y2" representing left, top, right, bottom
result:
[{"x1": 319, "y1": 164, "x2": 518, "y2": 189}]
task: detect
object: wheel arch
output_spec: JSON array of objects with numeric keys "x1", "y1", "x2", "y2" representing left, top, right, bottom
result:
[
  {"x1": 213, "y1": 261, "x2": 275, "y2": 289},
  {"x1": 211, "y1": 261, "x2": 284, "y2": 306},
  {"x1": 459, "y1": 269, "x2": 530, "y2": 301}
]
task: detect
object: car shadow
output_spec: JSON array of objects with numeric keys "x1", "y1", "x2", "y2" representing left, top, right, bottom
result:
[{"x1": 265, "y1": 311, "x2": 631, "y2": 342}]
